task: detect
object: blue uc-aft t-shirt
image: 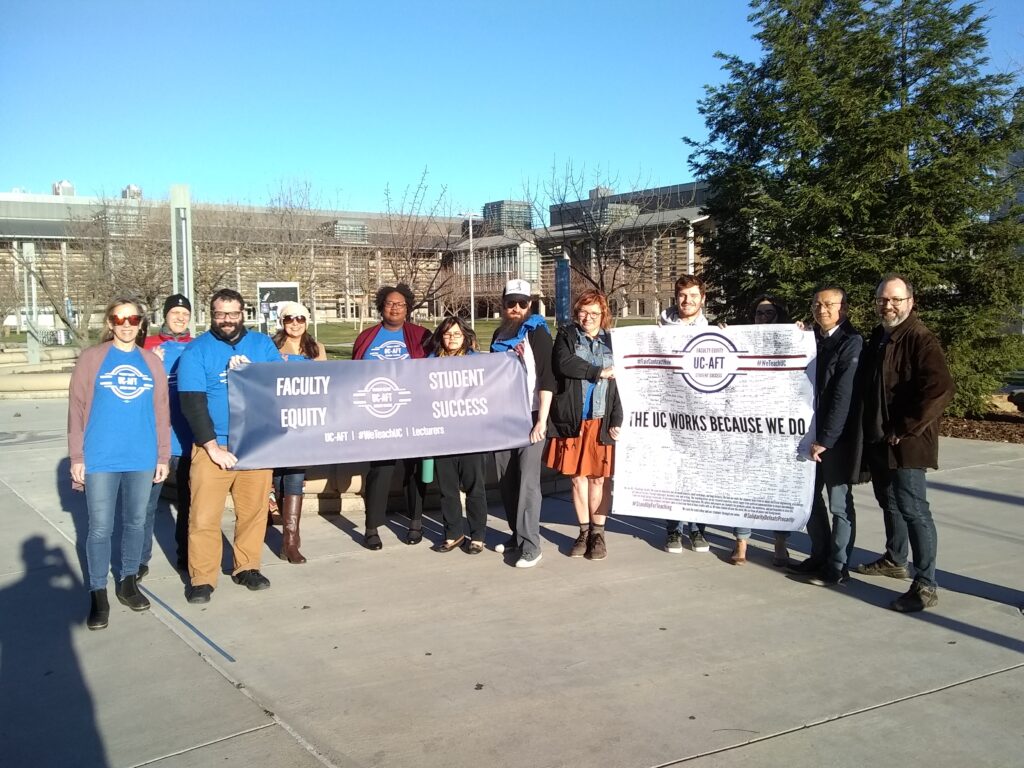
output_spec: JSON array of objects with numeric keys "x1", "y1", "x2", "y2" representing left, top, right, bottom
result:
[
  {"x1": 157, "y1": 338, "x2": 193, "y2": 456},
  {"x1": 177, "y1": 329, "x2": 280, "y2": 445},
  {"x1": 365, "y1": 328, "x2": 408, "y2": 361},
  {"x1": 84, "y1": 346, "x2": 157, "y2": 473}
]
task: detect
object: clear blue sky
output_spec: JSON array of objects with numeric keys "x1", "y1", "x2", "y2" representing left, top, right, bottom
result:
[{"x1": 2, "y1": 0, "x2": 1021, "y2": 214}]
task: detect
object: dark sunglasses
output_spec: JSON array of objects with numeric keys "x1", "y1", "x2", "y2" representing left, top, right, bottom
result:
[
  {"x1": 110, "y1": 315, "x2": 143, "y2": 327},
  {"x1": 504, "y1": 299, "x2": 530, "y2": 310},
  {"x1": 283, "y1": 315, "x2": 307, "y2": 324}
]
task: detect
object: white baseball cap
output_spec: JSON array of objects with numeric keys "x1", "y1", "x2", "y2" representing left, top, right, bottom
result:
[{"x1": 503, "y1": 279, "x2": 531, "y2": 300}]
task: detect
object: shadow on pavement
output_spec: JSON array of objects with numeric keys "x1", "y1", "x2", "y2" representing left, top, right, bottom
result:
[{"x1": 0, "y1": 536, "x2": 109, "y2": 767}]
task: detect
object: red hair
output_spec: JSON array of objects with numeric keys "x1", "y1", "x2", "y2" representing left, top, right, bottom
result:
[{"x1": 573, "y1": 289, "x2": 612, "y2": 331}]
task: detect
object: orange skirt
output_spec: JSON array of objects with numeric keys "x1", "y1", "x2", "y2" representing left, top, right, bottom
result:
[{"x1": 544, "y1": 418, "x2": 614, "y2": 478}]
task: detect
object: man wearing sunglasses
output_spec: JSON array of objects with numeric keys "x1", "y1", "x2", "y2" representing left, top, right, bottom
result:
[
  {"x1": 490, "y1": 279, "x2": 555, "y2": 568},
  {"x1": 177, "y1": 288, "x2": 282, "y2": 604},
  {"x1": 856, "y1": 275, "x2": 954, "y2": 613}
]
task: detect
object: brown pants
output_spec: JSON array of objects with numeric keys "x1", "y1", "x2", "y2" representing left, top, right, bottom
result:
[{"x1": 188, "y1": 446, "x2": 272, "y2": 587}]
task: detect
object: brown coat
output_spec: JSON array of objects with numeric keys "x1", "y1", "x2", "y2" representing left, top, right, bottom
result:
[{"x1": 861, "y1": 313, "x2": 954, "y2": 469}]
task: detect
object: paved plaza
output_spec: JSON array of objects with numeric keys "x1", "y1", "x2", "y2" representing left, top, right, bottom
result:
[{"x1": 1, "y1": 398, "x2": 1021, "y2": 768}]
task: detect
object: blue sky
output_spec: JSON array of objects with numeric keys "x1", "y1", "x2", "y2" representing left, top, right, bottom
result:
[{"x1": 2, "y1": 0, "x2": 1021, "y2": 214}]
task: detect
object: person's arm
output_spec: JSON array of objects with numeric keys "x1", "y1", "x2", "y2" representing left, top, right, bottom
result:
[
  {"x1": 314, "y1": 341, "x2": 327, "y2": 361},
  {"x1": 530, "y1": 328, "x2": 557, "y2": 394},
  {"x1": 532, "y1": 390, "x2": 552, "y2": 444},
  {"x1": 894, "y1": 331, "x2": 955, "y2": 440},
  {"x1": 553, "y1": 328, "x2": 601, "y2": 381}
]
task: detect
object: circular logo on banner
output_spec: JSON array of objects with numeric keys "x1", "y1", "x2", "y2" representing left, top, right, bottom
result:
[
  {"x1": 678, "y1": 333, "x2": 741, "y2": 393},
  {"x1": 98, "y1": 364, "x2": 154, "y2": 401},
  {"x1": 352, "y1": 376, "x2": 413, "y2": 418}
]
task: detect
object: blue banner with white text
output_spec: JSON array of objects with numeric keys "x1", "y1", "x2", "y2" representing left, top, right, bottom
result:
[{"x1": 228, "y1": 353, "x2": 533, "y2": 469}]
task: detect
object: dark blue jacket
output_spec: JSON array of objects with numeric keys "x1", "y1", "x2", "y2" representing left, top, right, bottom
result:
[{"x1": 814, "y1": 319, "x2": 865, "y2": 486}]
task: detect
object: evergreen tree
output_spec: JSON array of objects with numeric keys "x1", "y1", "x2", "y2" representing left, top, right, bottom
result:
[{"x1": 687, "y1": 0, "x2": 1024, "y2": 415}]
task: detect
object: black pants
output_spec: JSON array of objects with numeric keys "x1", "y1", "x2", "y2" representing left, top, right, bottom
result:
[
  {"x1": 363, "y1": 458, "x2": 425, "y2": 530},
  {"x1": 173, "y1": 450, "x2": 193, "y2": 563},
  {"x1": 435, "y1": 453, "x2": 487, "y2": 541}
]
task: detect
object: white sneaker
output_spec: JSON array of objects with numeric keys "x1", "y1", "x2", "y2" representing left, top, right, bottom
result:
[
  {"x1": 495, "y1": 536, "x2": 517, "y2": 555},
  {"x1": 515, "y1": 552, "x2": 542, "y2": 568}
]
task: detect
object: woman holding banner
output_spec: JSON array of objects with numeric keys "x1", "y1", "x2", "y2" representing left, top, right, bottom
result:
[
  {"x1": 427, "y1": 316, "x2": 488, "y2": 554},
  {"x1": 68, "y1": 297, "x2": 170, "y2": 630},
  {"x1": 352, "y1": 284, "x2": 432, "y2": 550},
  {"x1": 729, "y1": 294, "x2": 793, "y2": 566},
  {"x1": 268, "y1": 301, "x2": 326, "y2": 564},
  {"x1": 545, "y1": 290, "x2": 622, "y2": 561}
]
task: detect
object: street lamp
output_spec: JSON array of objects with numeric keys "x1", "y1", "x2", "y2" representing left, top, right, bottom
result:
[{"x1": 460, "y1": 211, "x2": 481, "y2": 329}]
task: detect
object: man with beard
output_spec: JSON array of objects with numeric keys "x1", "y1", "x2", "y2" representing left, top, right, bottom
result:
[
  {"x1": 658, "y1": 274, "x2": 712, "y2": 554},
  {"x1": 856, "y1": 275, "x2": 954, "y2": 612},
  {"x1": 177, "y1": 289, "x2": 281, "y2": 603},
  {"x1": 491, "y1": 279, "x2": 555, "y2": 568}
]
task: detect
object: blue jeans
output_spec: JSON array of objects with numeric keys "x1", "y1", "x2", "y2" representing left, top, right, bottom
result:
[
  {"x1": 273, "y1": 467, "x2": 306, "y2": 497},
  {"x1": 85, "y1": 470, "x2": 152, "y2": 590},
  {"x1": 869, "y1": 450, "x2": 937, "y2": 587},
  {"x1": 808, "y1": 470, "x2": 856, "y2": 573}
]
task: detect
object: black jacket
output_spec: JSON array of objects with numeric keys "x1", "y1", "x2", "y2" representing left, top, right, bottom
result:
[
  {"x1": 548, "y1": 325, "x2": 623, "y2": 444},
  {"x1": 814, "y1": 319, "x2": 866, "y2": 486}
]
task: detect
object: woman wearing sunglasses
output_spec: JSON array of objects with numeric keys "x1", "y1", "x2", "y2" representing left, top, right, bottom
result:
[
  {"x1": 427, "y1": 316, "x2": 488, "y2": 554},
  {"x1": 545, "y1": 289, "x2": 622, "y2": 561},
  {"x1": 68, "y1": 297, "x2": 170, "y2": 630},
  {"x1": 269, "y1": 301, "x2": 326, "y2": 564}
]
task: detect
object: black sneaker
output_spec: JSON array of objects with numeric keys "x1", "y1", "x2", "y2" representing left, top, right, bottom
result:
[
  {"x1": 231, "y1": 569, "x2": 271, "y2": 591},
  {"x1": 808, "y1": 569, "x2": 850, "y2": 587},
  {"x1": 890, "y1": 582, "x2": 938, "y2": 612},
  {"x1": 856, "y1": 556, "x2": 909, "y2": 579},
  {"x1": 665, "y1": 531, "x2": 684, "y2": 553},
  {"x1": 187, "y1": 584, "x2": 213, "y2": 604},
  {"x1": 787, "y1": 558, "x2": 826, "y2": 575},
  {"x1": 689, "y1": 531, "x2": 711, "y2": 553}
]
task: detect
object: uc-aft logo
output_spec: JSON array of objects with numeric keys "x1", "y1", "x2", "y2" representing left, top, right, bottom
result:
[
  {"x1": 677, "y1": 333, "x2": 741, "y2": 393},
  {"x1": 352, "y1": 377, "x2": 413, "y2": 418},
  {"x1": 99, "y1": 364, "x2": 154, "y2": 402}
]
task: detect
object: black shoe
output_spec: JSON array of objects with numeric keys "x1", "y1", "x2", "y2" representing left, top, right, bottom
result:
[
  {"x1": 186, "y1": 584, "x2": 213, "y2": 604},
  {"x1": 87, "y1": 589, "x2": 109, "y2": 630},
  {"x1": 807, "y1": 569, "x2": 850, "y2": 587},
  {"x1": 231, "y1": 569, "x2": 271, "y2": 591},
  {"x1": 364, "y1": 532, "x2": 383, "y2": 550},
  {"x1": 137, "y1": 564, "x2": 149, "y2": 582},
  {"x1": 786, "y1": 558, "x2": 825, "y2": 575},
  {"x1": 115, "y1": 574, "x2": 151, "y2": 612},
  {"x1": 406, "y1": 528, "x2": 423, "y2": 545}
]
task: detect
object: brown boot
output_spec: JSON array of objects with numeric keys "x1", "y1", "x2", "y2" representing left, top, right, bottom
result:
[{"x1": 280, "y1": 494, "x2": 307, "y2": 564}]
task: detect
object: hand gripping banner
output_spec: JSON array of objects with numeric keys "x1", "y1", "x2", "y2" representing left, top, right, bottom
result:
[{"x1": 228, "y1": 353, "x2": 533, "y2": 469}]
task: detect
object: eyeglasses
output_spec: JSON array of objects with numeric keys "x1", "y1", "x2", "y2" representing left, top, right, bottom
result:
[
  {"x1": 283, "y1": 315, "x2": 307, "y2": 324},
  {"x1": 875, "y1": 297, "x2": 910, "y2": 307},
  {"x1": 384, "y1": 301, "x2": 407, "y2": 309},
  {"x1": 577, "y1": 310, "x2": 603, "y2": 320},
  {"x1": 110, "y1": 315, "x2": 142, "y2": 327},
  {"x1": 810, "y1": 302, "x2": 842, "y2": 310},
  {"x1": 504, "y1": 299, "x2": 530, "y2": 310},
  {"x1": 442, "y1": 331, "x2": 464, "y2": 339},
  {"x1": 213, "y1": 311, "x2": 243, "y2": 320}
]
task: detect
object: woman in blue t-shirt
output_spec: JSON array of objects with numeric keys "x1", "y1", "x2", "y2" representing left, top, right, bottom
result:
[
  {"x1": 268, "y1": 301, "x2": 326, "y2": 564},
  {"x1": 68, "y1": 297, "x2": 170, "y2": 630}
]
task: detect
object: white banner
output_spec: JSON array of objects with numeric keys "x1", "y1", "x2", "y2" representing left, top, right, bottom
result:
[{"x1": 611, "y1": 324, "x2": 817, "y2": 531}]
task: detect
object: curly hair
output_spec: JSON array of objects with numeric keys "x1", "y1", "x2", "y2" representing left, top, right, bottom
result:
[{"x1": 375, "y1": 284, "x2": 416, "y2": 316}]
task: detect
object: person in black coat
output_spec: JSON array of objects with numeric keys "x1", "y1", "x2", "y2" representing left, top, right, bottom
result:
[
  {"x1": 788, "y1": 286, "x2": 864, "y2": 586},
  {"x1": 545, "y1": 289, "x2": 623, "y2": 561}
]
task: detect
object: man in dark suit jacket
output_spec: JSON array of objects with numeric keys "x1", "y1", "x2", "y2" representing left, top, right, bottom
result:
[{"x1": 789, "y1": 286, "x2": 863, "y2": 586}]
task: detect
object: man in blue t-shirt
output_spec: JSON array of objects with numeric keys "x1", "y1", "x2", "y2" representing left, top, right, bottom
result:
[{"x1": 178, "y1": 288, "x2": 281, "y2": 604}]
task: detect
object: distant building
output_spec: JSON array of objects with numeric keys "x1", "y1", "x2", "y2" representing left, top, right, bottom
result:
[{"x1": 482, "y1": 200, "x2": 532, "y2": 233}]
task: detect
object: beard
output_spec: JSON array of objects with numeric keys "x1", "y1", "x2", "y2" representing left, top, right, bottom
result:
[
  {"x1": 497, "y1": 315, "x2": 525, "y2": 339},
  {"x1": 212, "y1": 320, "x2": 243, "y2": 343}
]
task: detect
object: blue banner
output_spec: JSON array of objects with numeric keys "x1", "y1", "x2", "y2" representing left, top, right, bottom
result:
[{"x1": 228, "y1": 353, "x2": 533, "y2": 469}]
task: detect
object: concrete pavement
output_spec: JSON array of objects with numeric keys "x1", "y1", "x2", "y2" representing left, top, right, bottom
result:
[{"x1": 1, "y1": 398, "x2": 1021, "y2": 768}]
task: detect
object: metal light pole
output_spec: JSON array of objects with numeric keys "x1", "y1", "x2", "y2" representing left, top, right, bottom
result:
[{"x1": 460, "y1": 212, "x2": 480, "y2": 329}]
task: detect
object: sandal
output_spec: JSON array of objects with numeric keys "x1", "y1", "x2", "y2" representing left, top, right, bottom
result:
[{"x1": 433, "y1": 535, "x2": 465, "y2": 553}]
